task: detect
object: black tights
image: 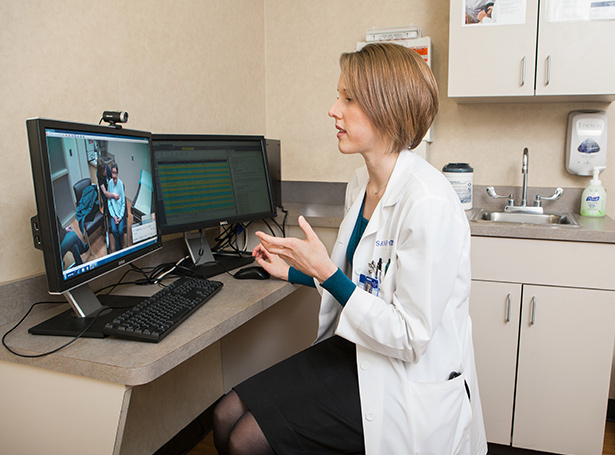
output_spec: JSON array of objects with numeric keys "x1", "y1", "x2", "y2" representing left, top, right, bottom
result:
[{"x1": 213, "y1": 390, "x2": 275, "y2": 455}]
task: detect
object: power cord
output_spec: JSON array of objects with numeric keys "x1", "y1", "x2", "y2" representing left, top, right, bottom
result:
[
  {"x1": 2, "y1": 303, "x2": 113, "y2": 358},
  {"x1": 2, "y1": 266, "x2": 162, "y2": 358}
]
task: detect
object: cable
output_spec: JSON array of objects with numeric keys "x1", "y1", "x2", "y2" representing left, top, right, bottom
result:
[
  {"x1": 2, "y1": 303, "x2": 112, "y2": 358},
  {"x1": 213, "y1": 223, "x2": 252, "y2": 257},
  {"x1": 95, "y1": 267, "x2": 139, "y2": 296},
  {"x1": 261, "y1": 219, "x2": 276, "y2": 237},
  {"x1": 211, "y1": 207, "x2": 288, "y2": 259},
  {"x1": 154, "y1": 255, "x2": 191, "y2": 283},
  {"x1": 235, "y1": 223, "x2": 249, "y2": 253},
  {"x1": 274, "y1": 205, "x2": 288, "y2": 237}
]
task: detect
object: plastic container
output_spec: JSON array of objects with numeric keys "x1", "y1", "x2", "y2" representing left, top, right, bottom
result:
[
  {"x1": 443, "y1": 163, "x2": 473, "y2": 210},
  {"x1": 580, "y1": 166, "x2": 607, "y2": 217}
]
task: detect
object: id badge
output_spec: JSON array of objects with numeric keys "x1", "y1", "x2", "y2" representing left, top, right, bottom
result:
[{"x1": 359, "y1": 274, "x2": 379, "y2": 295}]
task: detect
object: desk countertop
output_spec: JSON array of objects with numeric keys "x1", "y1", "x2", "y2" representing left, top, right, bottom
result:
[{"x1": 0, "y1": 274, "x2": 298, "y2": 387}]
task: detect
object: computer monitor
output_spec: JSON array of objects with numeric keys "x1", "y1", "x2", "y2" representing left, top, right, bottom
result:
[
  {"x1": 151, "y1": 134, "x2": 275, "y2": 275},
  {"x1": 27, "y1": 118, "x2": 162, "y2": 337}
]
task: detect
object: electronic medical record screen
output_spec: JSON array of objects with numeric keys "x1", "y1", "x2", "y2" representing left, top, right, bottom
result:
[{"x1": 152, "y1": 135, "x2": 275, "y2": 234}]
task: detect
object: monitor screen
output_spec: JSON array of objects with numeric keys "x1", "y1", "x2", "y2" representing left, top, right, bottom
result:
[
  {"x1": 27, "y1": 118, "x2": 162, "y2": 336},
  {"x1": 151, "y1": 134, "x2": 275, "y2": 273},
  {"x1": 151, "y1": 134, "x2": 275, "y2": 235}
]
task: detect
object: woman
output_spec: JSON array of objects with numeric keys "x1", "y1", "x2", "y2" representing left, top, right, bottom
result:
[
  {"x1": 213, "y1": 43, "x2": 487, "y2": 455},
  {"x1": 107, "y1": 161, "x2": 126, "y2": 251},
  {"x1": 97, "y1": 157, "x2": 120, "y2": 204}
]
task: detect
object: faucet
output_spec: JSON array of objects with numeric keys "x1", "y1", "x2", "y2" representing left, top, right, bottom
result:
[
  {"x1": 487, "y1": 147, "x2": 563, "y2": 214},
  {"x1": 521, "y1": 147, "x2": 529, "y2": 207}
]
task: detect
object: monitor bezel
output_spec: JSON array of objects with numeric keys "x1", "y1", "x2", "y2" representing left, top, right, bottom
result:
[
  {"x1": 27, "y1": 117, "x2": 163, "y2": 296},
  {"x1": 151, "y1": 133, "x2": 276, "y2": 236}
]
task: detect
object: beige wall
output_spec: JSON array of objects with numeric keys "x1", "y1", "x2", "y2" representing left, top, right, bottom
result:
[
  {"x1": 1, "y1": 0, "x2": 614, "y2": 286},
  {"x1": 264, "y1": 0, "x2": 615, "y2": 208},
  {"x1": 0, "y1": 0, "x2": 266, "y2": 284}
]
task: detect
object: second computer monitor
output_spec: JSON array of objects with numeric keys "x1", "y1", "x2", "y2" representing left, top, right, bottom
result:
[{"x1": 151, "y1": 134, "x2": 275, "y2": 269}]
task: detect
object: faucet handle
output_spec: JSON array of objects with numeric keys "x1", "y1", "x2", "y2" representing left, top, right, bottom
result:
[
  {"x1": 486, "y1": 187, "x2": 514, "y2": 206},
  {"x1": 534, "y1": 187, "x2": 563, "y2": 207}
]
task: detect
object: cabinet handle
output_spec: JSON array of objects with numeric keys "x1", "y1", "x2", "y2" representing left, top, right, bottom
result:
[
  {"x1": 545, "y1": 55, "x2": 551, "y2": 86},
  {"x1": 520, "y1": 57, "x2": 526, "y2": 86},
  {"x1": 505, "y1": 293, "x2": 511, "y2": 323},
  {"x1": 530, "y1": 296, "x2": 536, "y2": 325}
]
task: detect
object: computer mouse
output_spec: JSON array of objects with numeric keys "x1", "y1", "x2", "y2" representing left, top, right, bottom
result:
[{"x1": 234, "y1": 266, "x2": 270, "y2": 280}]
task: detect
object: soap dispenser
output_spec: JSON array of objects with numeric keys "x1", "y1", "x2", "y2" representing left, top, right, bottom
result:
[{"x1": 580, "y1": 166, "x2": 607, "y2": 217}]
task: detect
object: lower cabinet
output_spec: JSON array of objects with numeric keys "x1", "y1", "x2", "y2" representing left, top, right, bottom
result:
[
  {"x1": 470, "y1": 235, "x2": 615, "y2": 455},
  {"x1": 470, "y1": 280, "x2": 521, "y2": 446},
  {"x1": 470, "y1": 237, "x2": 615, "y2": 455}
]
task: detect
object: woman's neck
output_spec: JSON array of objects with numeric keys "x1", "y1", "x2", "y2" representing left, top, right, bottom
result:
[
  {"x1": 364, "y1": 151, "x2": 398, "y2": 195},
  {"x1": 361, "y1": 151, "x2": 399, "y2": 220}
]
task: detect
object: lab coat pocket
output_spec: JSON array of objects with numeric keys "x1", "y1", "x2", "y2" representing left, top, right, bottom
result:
[{"x1": 405, "y1": 373, "x2": 473, "y2": 455}]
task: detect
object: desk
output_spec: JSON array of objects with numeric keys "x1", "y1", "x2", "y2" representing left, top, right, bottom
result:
[{"x1": 0, "y1": 270, "x2": 320, "y2": 455}]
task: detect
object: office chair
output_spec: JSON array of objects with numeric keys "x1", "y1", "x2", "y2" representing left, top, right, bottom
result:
[{"x1": 73, "y1": 178, "x2": 104, "y2": 254}]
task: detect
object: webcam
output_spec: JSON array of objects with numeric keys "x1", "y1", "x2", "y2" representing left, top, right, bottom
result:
[{"x1": 101, "y1": 111, "x2": 129, "y2": 128}]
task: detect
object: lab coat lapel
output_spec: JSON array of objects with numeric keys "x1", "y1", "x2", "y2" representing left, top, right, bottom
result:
[{"x1": 363, "y1": 202, "x2": 386, "y2": 240}]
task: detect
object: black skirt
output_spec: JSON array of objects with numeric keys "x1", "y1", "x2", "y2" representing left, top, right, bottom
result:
[{"x1": 233, "y1": 335, "x2": 365, "y2": 455}]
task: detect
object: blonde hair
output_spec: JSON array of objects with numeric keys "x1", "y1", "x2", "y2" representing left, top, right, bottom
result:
[{"x1": 339, "y1": 42, "x2": 439, "y2": 152}]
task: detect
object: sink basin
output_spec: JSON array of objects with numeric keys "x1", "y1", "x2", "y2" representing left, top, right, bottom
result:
[{"x1": 471, "y1": 210, "x2": 580, "y2": 227}]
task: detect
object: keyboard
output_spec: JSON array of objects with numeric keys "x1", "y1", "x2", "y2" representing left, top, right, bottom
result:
[{"x1": 103, "y1": 276, "x2": 223, "y2": 342}]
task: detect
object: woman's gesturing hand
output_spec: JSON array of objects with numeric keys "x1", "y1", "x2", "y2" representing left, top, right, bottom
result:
[
  {"x1": 252, "y1": 242, "x2": 291, "y2": 281},
  {"x1": 254, "y1": 216, "x2": 337, "y2": 283}
]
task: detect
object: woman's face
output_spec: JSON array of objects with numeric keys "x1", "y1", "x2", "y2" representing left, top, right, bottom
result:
[
  {"x1": 328, "y1": 74, "x2": 385, "y2": 156},
  {"x1": 111, "y1": 167, "x2": 118, "y2": 184}
]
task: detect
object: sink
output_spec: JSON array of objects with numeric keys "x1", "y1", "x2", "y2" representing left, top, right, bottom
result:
[{"x1": 471, "y1": 209, "x2": 580, "y2": 227}]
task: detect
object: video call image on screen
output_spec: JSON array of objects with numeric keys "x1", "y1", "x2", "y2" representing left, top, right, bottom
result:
[
  {"x1": 152, "y1": 139, "x2": 273, "y2": 232},
  {"x1": 47, "y1": 128, "x2": 158, "y2": 281}
]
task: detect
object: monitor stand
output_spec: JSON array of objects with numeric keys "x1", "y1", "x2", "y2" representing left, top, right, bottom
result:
[
  {"x1": 28, "y1": 284, "x2": 142, "y2": 338},
  {"x1": 184, "y1": 231, "x2": 253, "y2": 279}
]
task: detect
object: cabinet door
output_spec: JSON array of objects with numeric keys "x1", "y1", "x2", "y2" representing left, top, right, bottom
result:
[
  {"x1": 535, "y1": 1, "x2": 615, "y2": 97},
  {"x1": 514, "y1": 285, "x2": 615, "y2": 455},
  {"x1": 470, "y1": 280, "x2": 522, "y2": 445},
  {"x1": 448, "y1": 0, "x2": 539, "y2": 99}
]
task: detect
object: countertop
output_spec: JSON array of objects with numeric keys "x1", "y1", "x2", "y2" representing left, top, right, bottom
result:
[
  {"x1": 465, "y1": 207, "x2": 615, "y2": 243},
  {"x1": 282, "y1": 199, "x2": 615, "y2": 244},
  {"x1": 0, "y1": 273, "x2": 298, "y2": 386}
]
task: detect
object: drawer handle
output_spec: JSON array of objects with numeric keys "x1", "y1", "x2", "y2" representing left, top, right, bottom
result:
[
  {"x1": 505, "y1": 293, "x2": 511, "y2": 323},
  {"x1": 520, "y1": 57, "x2": 526, "y2": 87},
  {"x1": 530, "y1": 296, "x2": 536, "y2": 325}
]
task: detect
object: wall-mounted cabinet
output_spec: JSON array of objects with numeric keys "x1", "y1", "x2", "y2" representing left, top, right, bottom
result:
[
  {"x1": 470, "y1": 237, "x2": 615, "y2": 455},
  {"x1": 448, "y1": 0, "x2": 615, "y2": 102}
]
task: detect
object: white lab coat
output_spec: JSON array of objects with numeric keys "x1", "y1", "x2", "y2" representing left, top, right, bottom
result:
[{"x1": 314, "y1": 151, "x2": 487, "y2": 455}]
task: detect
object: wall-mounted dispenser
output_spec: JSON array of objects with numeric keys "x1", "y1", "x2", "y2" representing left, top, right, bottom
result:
[{"x1": 565, "y1": 110, "x2": 608, "y2": 176}]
